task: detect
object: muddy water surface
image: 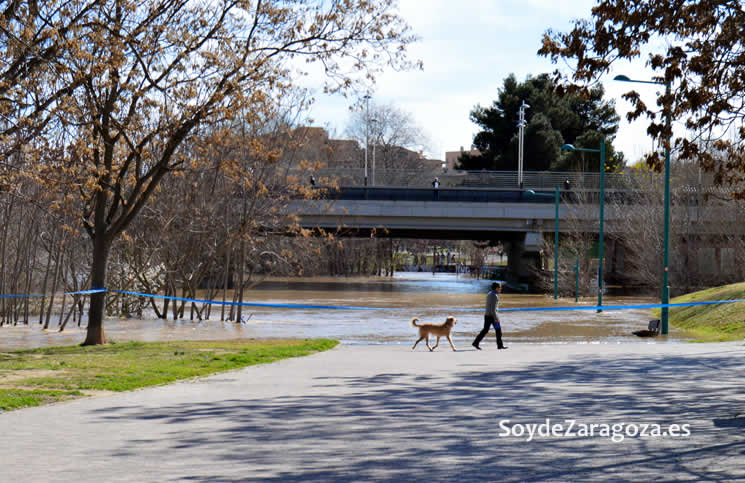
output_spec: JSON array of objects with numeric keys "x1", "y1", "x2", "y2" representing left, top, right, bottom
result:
[{"x1": 0, "y1": 273, "x2": 693, "y2": 350}]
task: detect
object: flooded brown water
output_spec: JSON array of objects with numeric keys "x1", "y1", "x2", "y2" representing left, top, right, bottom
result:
[{"x1": 0, "y1": 273, "x2": 693, "y2": 350}]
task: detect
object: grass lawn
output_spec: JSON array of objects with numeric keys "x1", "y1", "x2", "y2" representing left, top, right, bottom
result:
[
  {"x1": 654, "y1": 282, "x2": 745, "y2": 341},
  {"x1": 0, "y1": 338, "x2": 338, "y2": 411}
]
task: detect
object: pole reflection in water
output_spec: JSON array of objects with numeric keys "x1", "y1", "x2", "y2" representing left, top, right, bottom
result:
[{"x1": 0, "y1": 273, "x2": 692, "y2": 350}]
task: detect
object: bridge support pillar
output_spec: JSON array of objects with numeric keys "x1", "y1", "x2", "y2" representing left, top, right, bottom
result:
[
  {"x1": 507, "y1": 239, "x2": 523, "y2": 282},
  {"x1": 508, "y1": 236, "x2": 541, "y2": 281}
]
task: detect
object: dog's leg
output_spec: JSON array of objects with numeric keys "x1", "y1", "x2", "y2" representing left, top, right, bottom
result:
[
  {"x1": 412, "y1": 336, "x2": 424, "y2": 350},
  {"x1": 432, "y1": 336, "x2": 440, "y2": 350},
  {"x1": 426, "y1": 335, "x2": 433, "y2": 351},
  {"x1": 447, "y1": 334, "x2": 457, "y2": 352}
]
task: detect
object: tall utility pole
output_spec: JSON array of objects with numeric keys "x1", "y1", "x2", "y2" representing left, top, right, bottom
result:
[
  {"x1": 661, "y1": 80, "x2": 671, "y2": 335},
  {"x1": 554, "y1": 185, "x2": 559, "y2": 299},
  {"x1": 561, "y1": 141, "x2": 606, "y2": 312},
  {"x1": 517, "y1": 101, "x2": 530, "y2": 188},
  {"x1": 614, "y1": 74, "x2": 672, "y2": 334},
  {"x1": 363, "y1": 94, "x2": 371, "y2": 186},
  {"x1": 371, "y1": 118, "x2": 378, "y2": 186}
]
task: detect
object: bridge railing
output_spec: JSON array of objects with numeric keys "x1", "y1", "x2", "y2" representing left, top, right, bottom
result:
[
  {"x1": 313, "y1": 167, "x2": 439, "y2": 186},
  {"x1": 310, "y1": 186, "x2": 726, "y2": 207},
  {"x1": 319, "y1": 186, "x2": 545, "y2": 203},
  {"x1": 314, "y1": 186, "x2": 657, "y2": 204},
  {"x1": 310, "y1": 167, "x2": 731, "y2": 198},
  {"x1": 312, "y1": 168, "x2": 678, "y2": 190}
]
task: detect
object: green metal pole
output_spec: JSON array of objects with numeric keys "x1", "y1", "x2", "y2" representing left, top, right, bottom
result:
[
  {"x1": 554, "y1": 185, "x2": 559, "y2": 299},
  {"x1": 661, "y1": 82, "x2": 671, "y2": 334},
  {"x1": 597, "y1": 140, "x2": 605, "y2": 313},
  {"x1": 613, "y1": 74, "x2": 672, "y2": 334}
]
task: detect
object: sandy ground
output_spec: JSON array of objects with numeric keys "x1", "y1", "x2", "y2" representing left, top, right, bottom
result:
[{"x1": 2, "y1": 341, "x2": 745, "y2": 482}]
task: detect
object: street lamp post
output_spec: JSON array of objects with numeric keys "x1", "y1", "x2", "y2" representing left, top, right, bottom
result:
[
  {"x1": 372, "y1": 141, "x2": 376, "y2": 185},
  {"x1": 363, "y1": 94, "x2": 371, "y2": 186},
  {"x1": 614, "y1": 75, "x2": 671, "y2": 335},
  {"x1": 518, "y1": 101, "x2": 530, "y2": 189},
  {"x1": 561, "y1": 141, "x2": 606, "y2": 313},
  {"x1": 554, "y1": 185, "x2": 559, "y2": 299},
  {"x1": 371, "y1": 118, "x2": 378, "y2": 186}
]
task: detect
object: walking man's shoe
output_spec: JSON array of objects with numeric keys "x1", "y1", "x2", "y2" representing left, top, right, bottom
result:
[{"x1": 472, "y1": 342, "x2": 482, "y2": 350}]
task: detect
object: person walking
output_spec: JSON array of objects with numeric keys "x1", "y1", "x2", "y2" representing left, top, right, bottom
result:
[{"x1": 472, "y1": 282, "x2": 507, "y2": 350}]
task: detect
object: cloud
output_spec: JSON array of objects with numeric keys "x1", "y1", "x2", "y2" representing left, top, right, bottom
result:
[{"x1": 305, "y1": 0, "x2": 664, "y2": 163}]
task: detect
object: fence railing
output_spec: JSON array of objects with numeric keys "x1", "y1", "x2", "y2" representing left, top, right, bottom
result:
[{"x1": 311, "y1": 167, "x2": 727, "y2": 191}]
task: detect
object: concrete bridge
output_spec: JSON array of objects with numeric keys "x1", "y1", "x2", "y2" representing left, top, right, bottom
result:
[
  {"x1": 290, "y1": 185, "x2": 724, "y2": 237},
  {"x1": 290, "y1": 186, "x2": 625, "y2": 240},
  {"x1": 289, "y1": 186, "x2": 615, "y2": 282},
  {"x1": 288, "y1": 185, "x2": 727, "y2": 283}
]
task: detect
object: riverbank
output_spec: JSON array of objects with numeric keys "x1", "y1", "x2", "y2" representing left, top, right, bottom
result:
[
  {"x1": 0, "y1": 273, "x2": 691, "y2": 351},
  {"x1": 655, "y1": 282, "x2": 745, "y2": 341},
  {"x1": 0, "y1": 301, "x2": 693, "y2": 351},
  {"x1": 2, "y1": 342, "x2": 744, "y2": 481}
]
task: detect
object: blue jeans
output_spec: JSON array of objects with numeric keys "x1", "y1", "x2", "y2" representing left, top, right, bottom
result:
[{"x1": 473, "y1": 315, "x2": 505, "y2": 348}]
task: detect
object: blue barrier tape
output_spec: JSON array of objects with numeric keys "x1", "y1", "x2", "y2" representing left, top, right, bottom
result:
[
  {"x1": 69, "y1": 289, "x2": 108, "y2": 295},
  {"x1": 112, "y1": 290, "x2": 381, "y2": 310},
  {"x1": 112, "y1": 289, "x2": 745, "y2": 313},
  {"x1": 0, "y1": 289, "x2": 106, "y2": 299},
  {"x1": 5, "y1": 288, "x2": 745, "y2": 313},
  {"x1": 499, "y1": 298, "x2": 745, "y2": 312}
]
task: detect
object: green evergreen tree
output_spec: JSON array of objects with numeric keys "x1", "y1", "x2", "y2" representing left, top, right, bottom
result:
[{"x1": 457, "y1": 73, "x2": 625, "y2": 172}]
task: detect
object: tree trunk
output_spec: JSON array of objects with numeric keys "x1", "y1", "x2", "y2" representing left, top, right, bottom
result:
[
  {"x1": 236, "y1": 236, "x2": 245, "y2": 322},
  {"x1": 57, "y1": 291, "x2": 67, "y2": 330},
  {"x1": 221, "y1": 246, "x2": 231, "y2": 321},
  {"x1": 38, "y1": 230, "x2": 56, "y2": 325},
  {"x1": 0, "y1": 198, "x2": 13, "y2": 326},
  {"x1": 82, "y1": 235, "x2": 110, "y2": 345},
  {"x1": 44, "y1": 238, "x2": 64, "y2": 329}
]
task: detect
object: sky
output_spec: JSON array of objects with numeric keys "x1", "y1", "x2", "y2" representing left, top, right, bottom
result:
[{"x1": 303, "y1": 0, "x2": 668, "y2": 164}]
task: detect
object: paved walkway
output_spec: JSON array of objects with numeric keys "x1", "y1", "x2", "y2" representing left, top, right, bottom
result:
[{"x1": 2, "y1": 342, "x2": 745, "y2": 482}]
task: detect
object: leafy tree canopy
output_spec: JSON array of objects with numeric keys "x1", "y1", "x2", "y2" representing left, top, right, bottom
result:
[
  {"x1": 539, "y1": 0, "x2": 745, "y2": 191},
  {"x1": 457, "y1": 73, "x2": 624, "y2": 172}
]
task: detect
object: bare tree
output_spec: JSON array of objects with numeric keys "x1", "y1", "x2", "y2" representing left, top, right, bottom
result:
[
  {"x1": 600, "y1": 158, "x2": 745, "y2": 296},
  {"x1": 531, "y1": 184, "x2": 600, "y2": 297},
  {"x1": 345, "y1": 101, "x2": 432, "y2": 185},
  {"x1": 1, "y1": 0, "x2": 419, "y2": 344}
]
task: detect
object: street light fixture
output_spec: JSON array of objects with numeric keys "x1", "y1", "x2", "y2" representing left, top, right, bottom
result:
[
  {"x1": 561, "y1": 141, "x2": 606, "y2": 313},
  {"x1": 614, "y1": 74, "x2": 672, "y2": 335}
]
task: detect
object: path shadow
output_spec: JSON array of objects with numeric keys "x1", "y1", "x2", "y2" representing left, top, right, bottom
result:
[{"x1": 91, "y1": 348, "x2": 745, "y2": 482}]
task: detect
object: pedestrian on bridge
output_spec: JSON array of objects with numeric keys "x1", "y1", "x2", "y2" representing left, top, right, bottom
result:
[{"x1": 473, "y1": 282, "x2": 507, "y2": 350}]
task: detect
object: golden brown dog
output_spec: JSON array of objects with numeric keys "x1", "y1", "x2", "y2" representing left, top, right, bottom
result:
[{"x1": 411, "y1": 316, "x2": 457, "y2": 351}]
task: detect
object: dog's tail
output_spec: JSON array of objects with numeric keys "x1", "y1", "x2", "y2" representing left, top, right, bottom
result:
[{"x1": 411, "y1": 317, "x2": 421, "y2": 327}]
